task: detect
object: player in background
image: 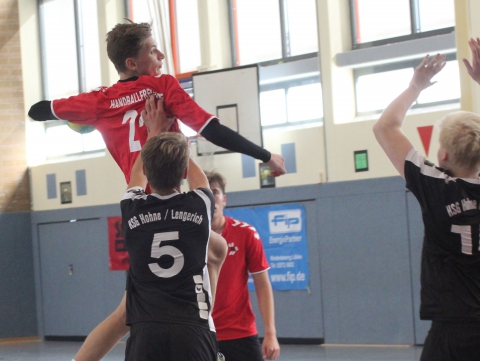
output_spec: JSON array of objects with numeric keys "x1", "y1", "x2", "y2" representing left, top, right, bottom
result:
[
  {"x1": 120, "y1": 96, "x2": 227, "y2": 360},
  {"x1": 373, "y1": 53, "x2": 480, "y2": 360},
  {"x1": 207, "y1": 171, "x2": 280, "y2": 361},
  {"x1": 28, "y1": 21, "x2": 286, "y2": 181}
]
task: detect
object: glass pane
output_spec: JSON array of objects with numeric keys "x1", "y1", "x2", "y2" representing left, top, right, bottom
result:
[
  {"x1": 236, "y1": 0, "x2": 282, "y2": 65},
  {"x1": 130, "y1": 0, "x2": 152, "y2": 22},
  {"x1": 355, "y1": 0, "x2": 411, "y2": 43},
  {"x1": 175, "y1": 0, "x2": 202, "y2": 73},
  {"x1": 418, "y1": 0, "x2": 455, "y2": 32},
  {"x1": 286, "y1": 0, "x2": 318, "y2": 56},
  {"x1": 45, "y1": 125, "x2": 83, "y2": 157},
  {"x1": 287, "y1": 83, "x2": 323, "y2": 122},
  {"x1": 81, "y1": 0, "x2": 102, "y2": 90},
  {"x1": 82, "y1": 130, "x2": 105, "y2": 152},
  {"x1": 178, "y1": 120, "x2": 197, "y2": 137},
  {"x1": 260, "y1": 89, "x2": 287, "y2": 126},
  {"x1": 356, "y1": 68, "x2": 413, "y2": 113},
  {"x1": 41, "y1": 0, "x2": 79, "y2": 99},
  {"x1": 417, "y1": 60, "x2": 460, "y2": 104}
]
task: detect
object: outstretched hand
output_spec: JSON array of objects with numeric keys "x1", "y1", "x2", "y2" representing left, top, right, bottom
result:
[
  {"x1": 142, "y1": 96, "x2": 174, "y2": 136},
  {"x1": 463, "y1": 38, "x2": 480, "y2": 85},
  {"x1": 266, "y1": 153, "x2": 286, "y2": 177},
  {"x1": 410, "y1": 54, "x2": 446, "y2": 92}
]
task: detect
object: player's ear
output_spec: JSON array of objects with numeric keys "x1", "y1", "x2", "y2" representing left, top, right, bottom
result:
[
  {"x1": 223, "y1": 194, "x2": 227, "y2": 207},
  {"x1": 125, "y1": 57, "x2": 137, "y2": 71},
  {"x1": 439, "y1": 148, "x2": 448, "y2": 162},
  {"x1": 183, "y1": 168, "x2": 188, "y2": 180}
]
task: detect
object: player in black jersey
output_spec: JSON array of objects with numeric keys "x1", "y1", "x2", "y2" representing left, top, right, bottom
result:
[
  {"x1": 374, "y1": 53, "x2": 480, "y2": 361},
  {"x1": 120, "y1": 97, "x2": 227, "y2": 361}
]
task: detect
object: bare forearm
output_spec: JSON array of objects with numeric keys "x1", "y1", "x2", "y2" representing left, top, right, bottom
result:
[
  {"x1": 253, "y1": 273, "x2": 276, "y2": 336},
  {"x1": 187, "y1": 156, "x2": 208, "y2": 190},
  {"x1": 74, "y1": 311, "x2": 129, "y2": 361},
  {"x1": 74, "y1": 293, "x2": 129, "y2": 361},
  {"x1": 207, "y1": 231, "x2": 227, "y2": 307},
  {"x1": 374, "y1": 85, "x2": 421, "y2": 133}
]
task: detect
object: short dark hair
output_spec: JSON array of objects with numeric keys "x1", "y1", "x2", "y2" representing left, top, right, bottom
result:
[
  {"x1": 205, "y1": 171, "x2": 226, "y2": 194},
  {"x1": 141, "y1": 133, "x2": 189, "y2": 190},
  {"x1": 106, "y1": 20, "x2": 152, "y2": 73}
]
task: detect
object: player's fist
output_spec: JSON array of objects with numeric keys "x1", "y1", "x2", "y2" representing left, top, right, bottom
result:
[
  {"x1": 143, "y1": 96, "x2": 174, "y2": 135},
  {"x1": 266, "y1": 153, "x2": 286, "y2": 177}
]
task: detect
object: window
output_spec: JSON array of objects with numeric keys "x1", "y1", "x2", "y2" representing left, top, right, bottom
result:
[
  {"x1": 354, "y1": 56, "x2": 460, "y2": 115},
  {"x1": 347, "y1": 0, "x2": 457, "y2": 120},
  {"x1": 260, "y1": 80, "x2": 323, "y2": 128},
  {"x1": 231, "y1": 0, "x2": 319, "y2": 66},
  {"x1": 259, "y1": 57, "x2": 322, "y2": 129},
  {"x1": 167, "y1": 0, "x2": 202, "y2": 78},
  {"x1": 418, "y1": 0, "x2": 455, "y2": 32},
  {"x1": 351, "y1": 0, "x2": 455, "y2": 47},
  {"x1": 45, "y1": 122, "x2": 105, "y2": 157},
  {"x1": 39, "y1": 0, "x2": 105, "y2": 158}
]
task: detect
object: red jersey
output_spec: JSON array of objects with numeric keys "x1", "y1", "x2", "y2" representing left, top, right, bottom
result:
[
  {"x1": 51, "y1": 74, "x2": 216, "y2": 183},
  {"x1": 212, "y1": 216, "x2": 270, "y2": 341}
]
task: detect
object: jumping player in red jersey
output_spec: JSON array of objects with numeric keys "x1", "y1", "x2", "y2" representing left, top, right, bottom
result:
[
  {"x1": 374, "y1": 53, "x2": 480, "y2": 361},
  {"x1": 120, "y1": 97, "x2": 227, "y2": 361},
  {"x1": 28, "y1": 21, "x2": 286, "y2": 181}
]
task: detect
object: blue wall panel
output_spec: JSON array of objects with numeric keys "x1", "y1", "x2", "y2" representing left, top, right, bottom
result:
[
  {"x1": 406, "y1": 191, "x2": 431, "y2": 344},
  {"x1": 241, "y1": 154, "x2": 256, "y2": 178},
  {"x1": 281, "y1": 143, "x2": 297, "y2": 173},
  {"x1": 23, "y1": 176, "x2": 427, "y2": 344},
  {"x1": 318, "y1": 188, "x2": 415, "y2": 344},
  {"x1": 76, "y1": 170, "x2": 87, "y2": 196},
  {"x1": 0, "y1": 212, "x2": 37, "y2": 338},
  {"x1": 46, "y1": 174, "x2": 56, "y2": 199}
]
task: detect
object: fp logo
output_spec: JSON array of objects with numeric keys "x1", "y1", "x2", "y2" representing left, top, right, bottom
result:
[{"x1": 268, "y1": 210, "x2": 302, "y2": 234}]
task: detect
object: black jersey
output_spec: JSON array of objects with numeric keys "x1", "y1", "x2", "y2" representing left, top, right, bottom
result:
[
  {"x1": 405, "y1": 149, "x2": 480, "y2": 321},
  {"x1": 120, "y1": 186, "x2": 215, "y2": 331}
]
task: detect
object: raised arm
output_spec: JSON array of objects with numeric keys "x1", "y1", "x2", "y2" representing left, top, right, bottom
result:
[
  {"x1": 463, "y1": 38, "x2": 480, "y2": 85},
  {"x1": 28, "y1": 100, "x2": 57, "y2": 121},
  {"x1": 187, "y1": 152, "x2": 209, "y2": 190},
  {"x1": 373, "y1": 54, "x2": 446, "y2": 178},
  {"x1": 201, "y1": 121, "x2": 286, "y2": 176},
  {"x1": 127, "y1": 96, "x2": 174, "y2": 189}
]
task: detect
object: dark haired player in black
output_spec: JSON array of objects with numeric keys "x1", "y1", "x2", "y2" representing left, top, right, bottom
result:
[
  {"x1": 374, "y1": 53, "x2": 480, "y2": 360},
  {"x1": 120, "y1": 97, "x2": 227, "y2": 361}
]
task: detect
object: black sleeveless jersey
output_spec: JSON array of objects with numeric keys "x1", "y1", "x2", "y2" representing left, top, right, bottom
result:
[
  {"x1": 120, "y1": 186, "x2": 215, "y2": 331},
  {"x1": 405, "y1": 149, "x2": 480, "y2": 321}
]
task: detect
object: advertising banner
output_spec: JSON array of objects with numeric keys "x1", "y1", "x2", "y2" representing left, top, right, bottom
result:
[
  {"x1": 108, "y1": 217, "x2": 129, "y2": 270},
  {"x1": 224, "y1": 203, "x2": 309, "y2": 290}
]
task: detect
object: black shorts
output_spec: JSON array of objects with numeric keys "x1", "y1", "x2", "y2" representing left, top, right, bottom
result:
[
  {"x1": 125, "y1": 322, "x2": 217, "y2": 361},
  {"x1": 218, "y1": 334, "x2": 263, "y2": 361},
  {"x1": 420, "y1": 321, "x2": 480, "y2": 361}
]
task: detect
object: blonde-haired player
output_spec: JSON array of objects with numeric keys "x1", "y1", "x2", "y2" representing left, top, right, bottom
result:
[{"x1": 373, "y1": 53, "x2": 480, "y2": 361}]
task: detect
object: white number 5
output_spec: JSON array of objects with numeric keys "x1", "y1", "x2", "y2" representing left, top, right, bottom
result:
[{"x1": 148, "y1": 231, "x2": 185, "y2": 278}]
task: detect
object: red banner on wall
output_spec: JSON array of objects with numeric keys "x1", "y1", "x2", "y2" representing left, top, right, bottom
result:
[{"x1": 108, "y1": 217, "x2": 130, "y2": 270}]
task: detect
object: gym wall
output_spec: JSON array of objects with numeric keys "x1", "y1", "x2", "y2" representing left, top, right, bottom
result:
[{"x1": 2, "y1": 0, "x2": 480, "y2": 342}]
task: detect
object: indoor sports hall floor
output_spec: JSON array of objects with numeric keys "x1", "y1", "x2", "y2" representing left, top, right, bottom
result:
[{"x1": 0, "y1": 339, "x2": 424, "y2": 360}]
